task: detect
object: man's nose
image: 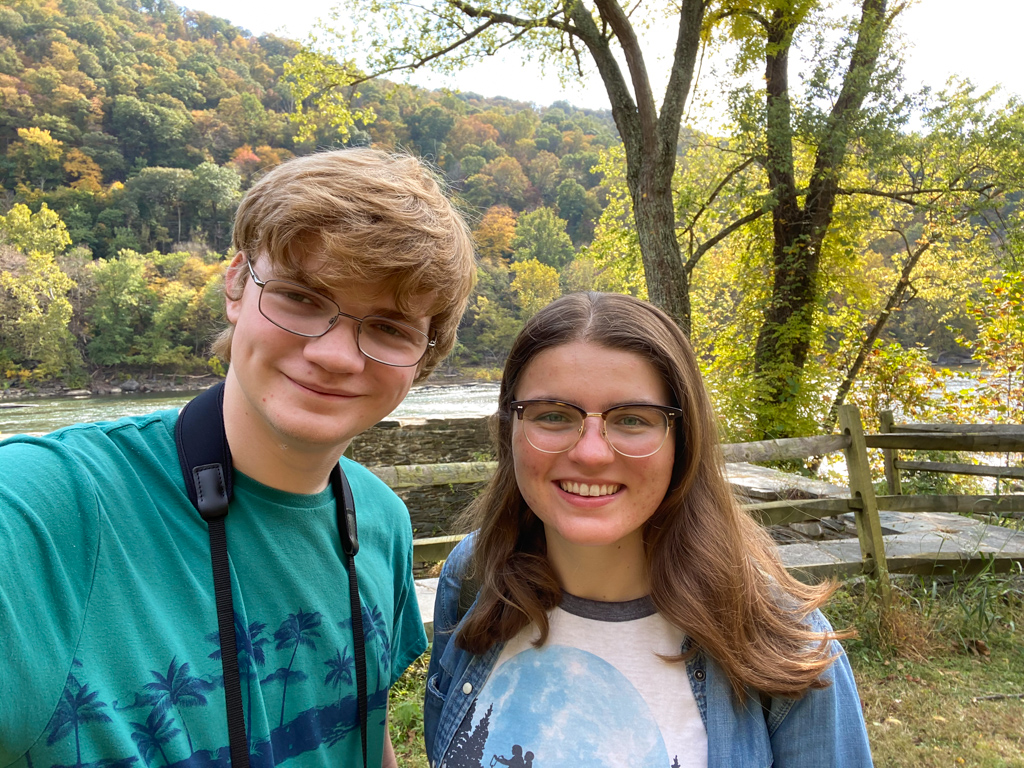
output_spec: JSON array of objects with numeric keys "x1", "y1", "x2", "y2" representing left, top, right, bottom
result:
[{"x1": 303, "y1": 316, "x2": 367, "y2": 372}]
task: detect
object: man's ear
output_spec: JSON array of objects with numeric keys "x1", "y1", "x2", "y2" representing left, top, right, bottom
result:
[{"x1": 224, "y1": 251, "x2": 248, "y2": 324}]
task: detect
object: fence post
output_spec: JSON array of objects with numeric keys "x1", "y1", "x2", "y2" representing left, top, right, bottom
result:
[
  {"x1": 838, "y1": 405, "x2": 891, "y2": 607},
  {"x1": 879, "y1": 409, "x2": 902, "y2": 495}
]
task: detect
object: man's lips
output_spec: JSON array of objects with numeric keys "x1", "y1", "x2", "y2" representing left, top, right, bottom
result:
[{"x1": 288, "y1": 377, "x2": 361, "y2": 398}]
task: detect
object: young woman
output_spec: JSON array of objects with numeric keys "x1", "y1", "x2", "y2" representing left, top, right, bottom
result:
[{"x1": 424, "y1": 293, "x2": 872, "y2": 768}]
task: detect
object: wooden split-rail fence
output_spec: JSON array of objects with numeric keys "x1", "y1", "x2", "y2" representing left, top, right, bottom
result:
[{"x1": 386, "y1": 405, "x2": 1024, "y2": 607}]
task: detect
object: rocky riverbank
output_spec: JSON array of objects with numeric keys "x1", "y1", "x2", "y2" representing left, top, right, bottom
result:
[
  {"x1": 0, "y1": 373, "x2": 225, "y2": 401},
  {"x1": 0, "y1": 368, "x2": 488, "y2": 401}
]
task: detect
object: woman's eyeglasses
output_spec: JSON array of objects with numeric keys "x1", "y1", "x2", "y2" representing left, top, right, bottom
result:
[{"x1": 511, "y1": 399, "x2": 681, "y2": 458}]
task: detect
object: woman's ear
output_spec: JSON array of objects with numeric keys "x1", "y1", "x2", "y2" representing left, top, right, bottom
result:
[{"x1": 224, "y1": 251, "x2": 248, "y2": 324}]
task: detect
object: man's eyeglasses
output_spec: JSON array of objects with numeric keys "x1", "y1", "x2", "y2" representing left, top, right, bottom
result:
[
  {"x1": 246, "y1": 260, "x2": 435, "y2": 368},
  {"x1": 511, "y1": 399, "x2": 682, "y2": 458}
]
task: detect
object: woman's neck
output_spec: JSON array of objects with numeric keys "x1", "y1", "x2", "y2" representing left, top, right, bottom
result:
[{"x1": 544, "y1": 529, "x2": 650, "y2": 602}]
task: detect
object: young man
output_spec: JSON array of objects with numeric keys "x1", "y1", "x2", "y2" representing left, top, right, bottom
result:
[{"x1": 0, "y1": 149, "x2": 476, "y2": 768}]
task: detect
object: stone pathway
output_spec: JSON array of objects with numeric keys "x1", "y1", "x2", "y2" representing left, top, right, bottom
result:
[{"x1": 780, "y1": 509, "x2": 1024, "y2": 581}]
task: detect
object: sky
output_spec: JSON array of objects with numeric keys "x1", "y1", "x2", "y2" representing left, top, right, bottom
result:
[{"x1": 182, "y1": 0, "x2": 1023, "y2": 113}]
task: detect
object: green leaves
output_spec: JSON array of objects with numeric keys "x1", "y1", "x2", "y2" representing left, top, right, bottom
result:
[{"x1": 510, "y1": 206, "x2": 574, "y2": 267}]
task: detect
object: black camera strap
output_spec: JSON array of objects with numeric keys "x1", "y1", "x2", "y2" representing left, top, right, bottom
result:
[{"x1": 175, "y1": 382, "x2": 368, "y2": 767}]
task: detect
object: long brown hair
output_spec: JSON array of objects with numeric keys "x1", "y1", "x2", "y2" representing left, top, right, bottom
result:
[{"x1": 457, "y1": 292, "x2": 844, "y2": 698}]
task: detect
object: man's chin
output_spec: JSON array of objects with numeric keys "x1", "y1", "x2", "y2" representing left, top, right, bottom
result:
[{"x1": 267, "y1": 415, "x2": 359, "y2": 453}]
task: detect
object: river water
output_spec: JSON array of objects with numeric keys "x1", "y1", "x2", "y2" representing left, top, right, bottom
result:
[
  {"x1": 0, "y1": 369, "x2": 989, "y2": 437},
  {"x1": 0, "y1": 382, "x2": 502, "y2": 436}
]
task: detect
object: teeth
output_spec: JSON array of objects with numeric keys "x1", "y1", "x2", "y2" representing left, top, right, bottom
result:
[{"x1": 559, "y1": 481, "x2": 620, "y2": 497}]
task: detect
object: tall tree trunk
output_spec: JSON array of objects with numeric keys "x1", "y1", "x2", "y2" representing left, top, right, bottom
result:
[
  {"x1": 751, "y1": 0, "x2": 891, "y2": 438},
  {"x1": 573, "y1": 0, "x2": 706, "y2": 336},
  {"x1": 634, "y1": 173, "x2": 691, "y2": 333}
]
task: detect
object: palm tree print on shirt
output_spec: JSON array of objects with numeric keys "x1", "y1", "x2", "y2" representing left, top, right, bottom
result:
[
  {"x1": 45, "y1": 675, "x2": 112, "y2": 768},
  {"x1": 357, "y1": 605, "x2": 391, "y2": 688},
  {"x1": 142, "y1": 657, "x2": 213, "y2": 755},
  {"x1": 324, "y1": 646, "x2": 355, "y2": 703},
  {"x1": 129, "y1": 709, "x2": 181, "y2": 767},
  {"x1": 271, "y1": 609, "x2": 322, "y2": 727},
  {"x1": 206, "y1": 613, "x2": 269, "y2": 750},
  {"x1": 27, "y1": 601, "x2": 393, "y2": 767}
]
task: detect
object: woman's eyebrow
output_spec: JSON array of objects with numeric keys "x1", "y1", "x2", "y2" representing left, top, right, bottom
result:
[{"x1": 522, "y1": 397, "x2": 666, "y2": 407}]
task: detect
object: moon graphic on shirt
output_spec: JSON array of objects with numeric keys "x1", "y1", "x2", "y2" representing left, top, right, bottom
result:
[{"x1": 475, "y1": 645, "x2": 670, "y2": 767}]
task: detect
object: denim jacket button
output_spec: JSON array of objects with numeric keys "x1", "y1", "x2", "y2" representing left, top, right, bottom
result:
[
  {"x1": 462, "y1": 682, "x2": 473, "y2": 694},
  {"x1": 694, "y1": 669, "x2": 706, "y2": 681}
]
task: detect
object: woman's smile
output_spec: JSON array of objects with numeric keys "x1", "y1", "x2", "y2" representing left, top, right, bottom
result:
[{"x1": 557, "y1": 481, "x2": 622, "y2": 497}]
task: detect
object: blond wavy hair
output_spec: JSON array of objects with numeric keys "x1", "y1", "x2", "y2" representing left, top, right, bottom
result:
[{"x1": 213, "y1": 148, "x2": 476, "y2": 381}]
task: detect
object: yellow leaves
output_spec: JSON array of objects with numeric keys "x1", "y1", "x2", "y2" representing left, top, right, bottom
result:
[
  {"x1": 13, "y1": 126, "x2": 63, "y2": 157},
  {"x1": 0, "y1": 203, "x2": 72, "y2": 256},
  {"x1": 63, "y1": 148, "x2": 103, "y2": 192},
  {"x1": 3, "y1": 368, "x2": 33, "y2": 382},
  {"x1": 474, "y1": 205, "x2": 518, "y2": 264},
  {"x1": 510, "y1": 258, "x2": 560, "y2": 319},
  {"x1": 284, "y1": 48, "x2": 376, "y2": 143}
]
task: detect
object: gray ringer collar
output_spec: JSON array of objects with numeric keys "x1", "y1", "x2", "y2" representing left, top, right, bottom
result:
[{"x1": 559, "y1": 591, "x2": 656, "y2": 622}]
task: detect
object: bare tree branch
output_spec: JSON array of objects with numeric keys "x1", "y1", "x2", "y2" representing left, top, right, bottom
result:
[
  {"x1": 824, "y1": 235, "x2": 932, "y2": 431},
  {"x1": 685, "y1": 207, "x2": 768, "y2": 276},
  {"x1": 682, "y1": 155, "x2": 757, "y2": 233},
  {"x1": 836, "y1": 184, "x2": 997, "y2": 205},
  {"x1": 591, "y1": 0, "x2": 657, "y2": 145}
]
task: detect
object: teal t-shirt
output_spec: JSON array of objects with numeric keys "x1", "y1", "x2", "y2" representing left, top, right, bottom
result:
[{"x1": 0, "y1": 409, "x2": 427, "y2": 768}]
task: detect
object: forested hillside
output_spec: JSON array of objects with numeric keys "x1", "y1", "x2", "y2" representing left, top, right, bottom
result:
[
  {"x1": 0, "y1": 0, "x2": 621, "y2": 384},
  {"x1": 0, "y1": 0, "x2": 1020, "y2": 441}
]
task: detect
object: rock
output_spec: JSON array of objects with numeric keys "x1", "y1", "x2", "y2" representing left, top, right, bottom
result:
[
  {"x1": 65, "y1": 389, "x2": 91, "y2": 397},
  {"x1": 790, "y1": 521, "x2": 823, "y2": 538},
  {"x1": 934, "y1": 351, "x2": 978, "y2": 366},
  {"x1": 120, "y1": 379, "x2": 140, "y2": 392}
]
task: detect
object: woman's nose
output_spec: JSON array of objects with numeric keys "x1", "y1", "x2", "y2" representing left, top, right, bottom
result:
[{"x1": 568, "y1": 415, "x2": 616, "y2": 462}]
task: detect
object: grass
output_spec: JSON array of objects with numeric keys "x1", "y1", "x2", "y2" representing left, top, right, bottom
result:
[
  {"x1": 389, "y1": 653, "x2": 430, "y2": 768},
  {"x1": 390, "y1": 571, "x2": 1024, "y2": 768},
  {"x1": 828, "y1": 570, "x2": 1024, "y2": 767}
]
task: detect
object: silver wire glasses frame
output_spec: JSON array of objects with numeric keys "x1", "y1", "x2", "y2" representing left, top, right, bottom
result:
[
  {"x1": 245, "y1": 260, "x2": 436, "y2": 368},
  {"x1": 510, "y1": 399, "x2": 682, "y2": 458}
]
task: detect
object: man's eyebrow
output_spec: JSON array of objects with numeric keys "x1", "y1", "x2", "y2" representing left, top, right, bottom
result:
[
  {"x1": 271, "y1": 268, "x2": 430, "y2": 325},
  {"x1": 276, "y1": 265, "x2": 319, "y2": 285},
  {"x1": 370, "y1": 307, "x2": 432, "y2": 329}
]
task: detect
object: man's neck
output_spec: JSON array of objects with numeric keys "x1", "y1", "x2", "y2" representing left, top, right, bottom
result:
[{"x1": 221, "y1": 376, "x2": 348, "y2": 495}]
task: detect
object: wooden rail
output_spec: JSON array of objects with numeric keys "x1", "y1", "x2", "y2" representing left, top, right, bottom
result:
[
  {"x1": 875, "y1": 495, "x2": 1024, "y2": 514},
  {"x1": 887, "y1": 423, "x2": 1024, "y2": 434},
  {"x1": 398, "y1": 408, "x2": 1023, "y2": 594},
  {"x1": 865, "y1": 433, "x2": 1024, "y2": 452},
  {"x1": 877, "y1": 412, "x2": 1024, "y2": 497},
  {"x1": 719, "y1": 435, "x2": 851, "y2": 463},
  {"x1": 892, "y1": 461, "x2": 1024, "y2": 480},
  {"x1": 368, "y1": 461, "x2": 496, "y2": 489}
]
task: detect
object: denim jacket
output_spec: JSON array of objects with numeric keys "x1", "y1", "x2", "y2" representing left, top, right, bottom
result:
[{"x1": 424, "y1": 535, "x2": 873, "y2": 768}]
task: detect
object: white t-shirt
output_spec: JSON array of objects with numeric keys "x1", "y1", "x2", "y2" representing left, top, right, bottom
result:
[{"x1": 442, "y1": 593, "x2": 708, "y2": 768}]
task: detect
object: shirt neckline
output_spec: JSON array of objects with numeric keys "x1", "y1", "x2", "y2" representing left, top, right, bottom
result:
[{"x1": 559, "y1": 591, "x2": 657, "y2": 622}]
